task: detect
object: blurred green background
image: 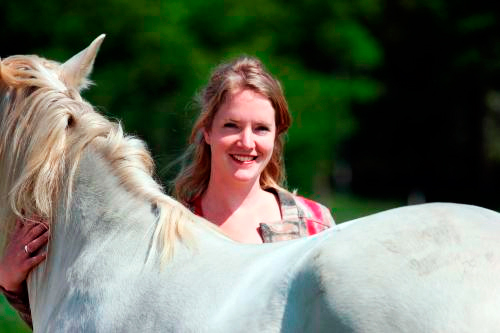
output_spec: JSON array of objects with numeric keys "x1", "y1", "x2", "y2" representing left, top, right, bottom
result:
[{"x1": 2, "y1": 0, "x2": 500, "y2": 330}]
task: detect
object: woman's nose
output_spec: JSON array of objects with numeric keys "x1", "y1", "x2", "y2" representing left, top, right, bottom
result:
[{"x1": 238, "y1": 128, "x2": 255, "y2": 149}]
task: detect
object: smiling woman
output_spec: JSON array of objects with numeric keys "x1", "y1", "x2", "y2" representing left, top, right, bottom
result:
[{"x1": 172, "y1": 56, "x2": 335, "y2": 244}]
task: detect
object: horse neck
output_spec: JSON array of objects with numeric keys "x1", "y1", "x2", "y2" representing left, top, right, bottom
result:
[{"x1": 27, "y1": 147, "x2": 163, "y2": 322}]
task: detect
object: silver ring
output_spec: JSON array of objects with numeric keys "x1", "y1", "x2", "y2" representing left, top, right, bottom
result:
[{"x1": 24, "y1": 244, "x2": 29, "y2": 254}]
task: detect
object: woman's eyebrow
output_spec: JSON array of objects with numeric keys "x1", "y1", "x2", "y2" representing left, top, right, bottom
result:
[
  {"x1": 255, "y1": 120, "x2": 274, "y2": 127},
  {"x1": 223, "y1": 118, "x2": 273, "y2": 127}
]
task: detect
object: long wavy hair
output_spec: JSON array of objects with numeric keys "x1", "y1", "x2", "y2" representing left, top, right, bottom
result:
[{"x1": 173, "y1": 56, "x2": 292, "y2": 205}]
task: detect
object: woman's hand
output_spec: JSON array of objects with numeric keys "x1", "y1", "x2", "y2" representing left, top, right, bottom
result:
[{"x1": 0, "y1": 216, "x2": 49, "y2": 293}]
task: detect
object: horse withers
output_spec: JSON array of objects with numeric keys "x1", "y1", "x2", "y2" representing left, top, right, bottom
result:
[{"x1": 1, "y1": 36, "x2": 500, "y2": 332}]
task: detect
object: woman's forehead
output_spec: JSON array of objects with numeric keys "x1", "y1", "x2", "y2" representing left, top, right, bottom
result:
[{"x1": 216, "y1": 89, "x2": 275, "y2": 122}]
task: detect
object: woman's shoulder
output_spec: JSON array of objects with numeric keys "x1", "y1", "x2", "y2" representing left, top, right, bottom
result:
[
  {"x1": 273, "y1": 187, "x2": 335, "y2": 232},
  {"x1": 294, "y1": 193, "x2": 335, "y2": 233}
]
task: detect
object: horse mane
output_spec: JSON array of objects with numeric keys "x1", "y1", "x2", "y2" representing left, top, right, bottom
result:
[{"x1": 0, "y1": 53, "x2": 193, "y2": 262}]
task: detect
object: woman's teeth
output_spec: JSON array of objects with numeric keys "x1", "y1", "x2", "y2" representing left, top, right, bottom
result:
[{"x1": 232, "y1": 154, "x2": 256, "y2": 162}]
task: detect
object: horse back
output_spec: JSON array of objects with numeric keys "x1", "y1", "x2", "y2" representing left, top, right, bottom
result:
[{"x1": 310, "y1": 203, "x2": 500, "y2": 331}]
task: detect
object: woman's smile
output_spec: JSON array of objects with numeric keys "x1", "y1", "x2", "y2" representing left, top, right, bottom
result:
[{"x1": 230, "y1": 154, "x2": 258, "y2": 163}]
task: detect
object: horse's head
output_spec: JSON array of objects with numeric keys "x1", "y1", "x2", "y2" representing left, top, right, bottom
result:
[
  {"x1": 0, "y1": 35, "x2": 193, "y2": 261},
  {"x1": 0, "y1": 35, "x2": 108, "y2": 223}
]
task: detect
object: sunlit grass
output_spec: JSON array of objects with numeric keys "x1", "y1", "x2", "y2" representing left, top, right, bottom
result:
[
  {"x1": 329, "y1": 192, "x2": 406, "y2": 223},
  {"x1": 0, "y1": 296, "x2": 30, "y2": 333}
]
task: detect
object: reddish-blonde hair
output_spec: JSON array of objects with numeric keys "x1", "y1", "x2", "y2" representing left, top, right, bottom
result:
[{"x1": 173, "y1": 56, "x2": 291, "y2": 204}]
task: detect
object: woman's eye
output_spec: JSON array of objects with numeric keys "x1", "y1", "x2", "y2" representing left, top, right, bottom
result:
[
  {"x1": 255, "y1": 126, "x2": 270, "y2": 132},
  {"x1": 223, "y1": 123, "x2": 237, "y2": 128}
]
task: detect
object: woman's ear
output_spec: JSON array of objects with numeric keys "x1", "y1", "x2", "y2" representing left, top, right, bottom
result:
[{"x1": 202, "y1": 128, "x2": 211, "y2": 145}]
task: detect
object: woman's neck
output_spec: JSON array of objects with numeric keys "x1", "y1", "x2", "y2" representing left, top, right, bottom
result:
[
  {"x1": 202, "y1": 179, "x2": 282, "y2": 243},
  {"x1": 202, "y1": 178, "x2": 262, "y2": 220}
]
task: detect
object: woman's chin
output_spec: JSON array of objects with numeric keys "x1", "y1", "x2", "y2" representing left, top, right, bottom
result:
[{"x1": 230, "y1": 171, "x2": 260, "y2": 184}]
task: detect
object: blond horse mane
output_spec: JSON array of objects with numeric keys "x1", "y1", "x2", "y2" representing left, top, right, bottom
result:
[{"x1": 0, "y1": 36, "x2": 193, "y2": 262}]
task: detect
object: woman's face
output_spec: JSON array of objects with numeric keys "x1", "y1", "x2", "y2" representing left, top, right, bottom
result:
[{"x1": 204, "y1": 89, "x2": 276, "y2": 187}]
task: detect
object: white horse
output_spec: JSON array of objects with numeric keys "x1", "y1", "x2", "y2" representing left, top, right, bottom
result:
[{"x1": 1, "y1": 35, "x2": 500, "y2": 332}]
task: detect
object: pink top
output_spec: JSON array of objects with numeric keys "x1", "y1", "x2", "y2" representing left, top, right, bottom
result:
[{"x1": 189, "y1": 187, "x2": 335, "y2": 243}]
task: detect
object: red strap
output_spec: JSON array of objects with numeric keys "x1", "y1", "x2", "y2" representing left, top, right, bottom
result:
[{"x1": 297, "y1": 196, "x2": 329, "y2": 235}]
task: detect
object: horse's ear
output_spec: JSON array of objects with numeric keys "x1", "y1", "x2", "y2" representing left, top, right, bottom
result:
[{"x1": 60, "y1": 34, "x2": 106, "y2": 91}]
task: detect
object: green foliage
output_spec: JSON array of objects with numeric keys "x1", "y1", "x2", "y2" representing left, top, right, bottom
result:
[{"x1": 3, "y1": 0, "x2": 500, "y2": 210}]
